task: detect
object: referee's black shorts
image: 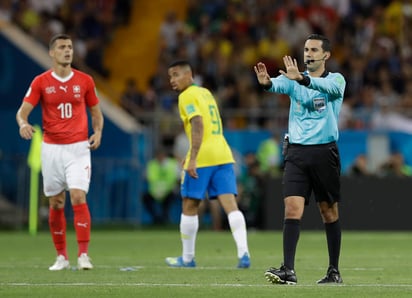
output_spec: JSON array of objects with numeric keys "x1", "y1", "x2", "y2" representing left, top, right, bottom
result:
[{"x1": 282, "y1": 141, "x2": 341, "y2": 205}]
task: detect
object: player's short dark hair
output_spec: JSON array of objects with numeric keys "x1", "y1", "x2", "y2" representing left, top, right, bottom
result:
[
  {"x1": 49, "y1": 34, "x2": 71, "y2": 49},
  {"x1": 168, "y1": 60, "x2": 193, "y2": 72},
  {"x1": 306, "y1": 34, "x2": 331, "y2": 52}
]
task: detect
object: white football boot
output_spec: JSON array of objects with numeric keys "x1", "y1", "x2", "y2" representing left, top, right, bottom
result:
[
  {"x1": 77, "y1": 253, "x2": 93, "y2": 270},
  {"x1": 49, "y1": 255, "x2": 70, "y2": 271}
]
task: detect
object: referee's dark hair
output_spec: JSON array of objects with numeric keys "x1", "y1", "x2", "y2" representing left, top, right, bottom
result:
[{"x1": 306, "y1": 34, "x2": 331, "y2": 52}]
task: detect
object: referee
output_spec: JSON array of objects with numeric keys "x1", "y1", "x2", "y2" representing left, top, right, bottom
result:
[{"x1": 254, "y1": 34, "x2": 346, "y2": 285}]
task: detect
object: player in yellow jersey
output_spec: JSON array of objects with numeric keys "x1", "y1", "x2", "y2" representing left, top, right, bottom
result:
[{"x1": 165, "y1": 60, "x2": 250, "y2": 268}]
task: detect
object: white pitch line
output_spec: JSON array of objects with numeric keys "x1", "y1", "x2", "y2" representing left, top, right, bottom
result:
[
  {"x1": 0, "y1": 264, "x2": 387, "y2": 271},
  {"x1": 1, "y1": 282, "x2": 412, "y2": 288}
]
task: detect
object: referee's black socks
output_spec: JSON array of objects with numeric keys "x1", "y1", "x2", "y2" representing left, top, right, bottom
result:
[
  {"x1": 325, "y1": 220, "x2": 341, "y2": 270},
  {"x1": 283, "y1": 218, "x2": 300, "y2": 270}
]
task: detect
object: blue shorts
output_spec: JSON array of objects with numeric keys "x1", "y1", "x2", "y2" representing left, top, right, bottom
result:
[{"x1": 180, "y1": 163, "x2": 237, "y2": 200}]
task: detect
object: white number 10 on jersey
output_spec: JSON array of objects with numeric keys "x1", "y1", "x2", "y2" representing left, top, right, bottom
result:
[{"x1": 57, "y1": 102, "x2": 73, "y2": 119}]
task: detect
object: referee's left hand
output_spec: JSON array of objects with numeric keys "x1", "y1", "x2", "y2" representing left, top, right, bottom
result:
[
  {"x1": 254, "y1": 62, "x2": 271, "y2": 86},
  {"x1": 279, "y1": 56, "x2": 302, "y2": 81}
]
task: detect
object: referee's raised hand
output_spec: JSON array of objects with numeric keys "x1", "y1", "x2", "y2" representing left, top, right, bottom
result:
[
  {"x1": 254, "y1": 62, "x2": 271, "y2": 87},
  {"x1": 279, "y1": 56, "x2": 302, "y2": 81}
]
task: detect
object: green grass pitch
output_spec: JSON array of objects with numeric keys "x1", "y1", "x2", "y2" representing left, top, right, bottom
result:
[{"x1": 0, "y1": 229, "x2": 411, "y2": 297}]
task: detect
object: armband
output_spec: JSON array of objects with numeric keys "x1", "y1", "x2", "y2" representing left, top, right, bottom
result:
[
  {"x1": 297, "y1": 75, "x2": 310, "y2": 86},
  {"x1": 262, "y1": 82, "x2": 273, "y2": 90}
]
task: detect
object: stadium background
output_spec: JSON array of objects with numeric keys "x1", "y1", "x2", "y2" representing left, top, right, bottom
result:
[{"x1": 1, "y1": 0, "x2": 412, "y2": 230}]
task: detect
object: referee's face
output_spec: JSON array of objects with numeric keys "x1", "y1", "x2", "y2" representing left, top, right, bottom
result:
[
  {"x1": 168, "y1": 65, "x2": 193, "y2": 92},
  {"x1": 304, "y1": 39, "x2": 327, "y2": 72}
]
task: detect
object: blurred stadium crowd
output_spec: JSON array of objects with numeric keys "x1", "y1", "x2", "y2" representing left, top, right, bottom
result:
[
  {"x1": 0, "y1": 0, "x2": 131, "y2": 77},
  {"x1": 4, "y1": 0, "x2": 412, "y2": 134},
  {"x1": 146, "y1": 0, "x2": 412, "y2": 134}
]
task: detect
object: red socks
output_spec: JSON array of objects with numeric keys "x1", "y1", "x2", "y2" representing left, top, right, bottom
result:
[
  {"x1": 49, "y1": 203, "x2": 91, "y2": 258},
  {"x1": 73, "y1": 203, "x2": 91, "y2": 257},
  {"x1": 49, "y1": 207, "x2": 68, "y2": 259}
]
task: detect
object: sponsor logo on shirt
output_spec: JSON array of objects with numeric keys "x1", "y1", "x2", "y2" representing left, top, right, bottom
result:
[
  {"x1": 313, "y1": 98, "x2": 326, "y2": 112},
  {"x1": 45, "y1": 86, "x2": 56, "y2": 94}
]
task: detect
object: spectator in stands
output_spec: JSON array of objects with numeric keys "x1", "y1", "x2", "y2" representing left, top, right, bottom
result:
[
  {"x1": 303, "y1": 0, "x2": 340, "y2": 39},
  {"x1": 10, "y1": 0, "x2": 122, "y2": 78},
  {"x1": 75, "y1": 2, "x2": 110, "y2": 77},
  {"x1": 29, "y1": 0, "x2": 63, "y2": 15},
  {"x1": 257, "y1": 26, "x2": 291, "y2": 72},
  {"x1": 399, "y1": 78, "x2": 412, "y2": 108},
  {"x1": 120, "y1": 78, "x2": 144, "y2": 118},
  {"x1": 364, "y1": 37, "x2": 402, "y2": 89},
  {"x1": 0, "y1": 0, "x2": 14, "y2": 22},
  {"x1": 173, "y1": 126, "x2": 189, "y2": 163},
  {"x1": 114, "y1": 0, "x2": 132, "y2": 26},
  {"x1": 323, "y1": 0, "x2": 351, "y2": 20},
  {"x1": 277, "y1": 7, "x2": 311, "y2": 58},
  {"x1": 32, "y1": 11, "x2": 64, "y2": 48},
  {"x1": 13, "y1": 0, "x2": 412, "y2": 133},
  {"x1": 143, "y1": 148, "x2": 179, "y2": 225},
  {"x1": 218, "y1": 75, "x2": 240, "y2": 110},
  {"x1": 159, "y1": 10, "x2": 184, "y2": 56},
  {"x1": 13, "y1": 0, "x2": 41, "y2": 34},
  {"x1": 371, "y1": 101, "x2": 412, "y2": 134}
]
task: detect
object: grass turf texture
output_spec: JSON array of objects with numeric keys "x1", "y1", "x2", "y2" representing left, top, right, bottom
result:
[{"x1": 0, "y1": 229, "x2": 411, "y2": 297}]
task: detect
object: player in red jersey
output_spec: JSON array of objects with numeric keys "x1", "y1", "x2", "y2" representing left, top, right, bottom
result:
[{"x1": 16, "y1": 33, "x2": 104, "y2": 271}]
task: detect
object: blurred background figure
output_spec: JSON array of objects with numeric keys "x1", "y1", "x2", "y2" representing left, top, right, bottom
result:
[
  {"x1": 256, "y1": 132, "x2": 281, "y2": 177},
  {"x1": 237, "y1": 152, "x2": 264, "y2": 229},
  {"x1": 347, "y1": 154, "x2": 370, "y2": 176},
  {"x1": 377, "y1": 152, "x2": 412, "y2": 177},
  {"x1": 172, "y1": 125, "x2": 189, "y2": 164},
  {"x1": 198, "y1": 199, "x2": 223, "y2": 231},
  {"x1": 119, "y1": 78, "x2": 144, "y2": 118},
  {"x1": 143, "y1": 148, "x2": 179, "y2": 225}
]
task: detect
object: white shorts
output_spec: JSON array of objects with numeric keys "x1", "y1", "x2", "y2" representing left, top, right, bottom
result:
[{"x1": 41, "y1": 141, "x2": 91, "y2": 196}]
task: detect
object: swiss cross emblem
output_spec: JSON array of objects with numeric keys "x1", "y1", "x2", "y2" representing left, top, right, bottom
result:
[{"x1": 73, "y1": 85, "x2": 81, "y2": 93}]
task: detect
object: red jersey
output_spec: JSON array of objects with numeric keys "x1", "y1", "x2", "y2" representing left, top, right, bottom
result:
[{"x1": 23, "y1": 69, "x2": 99, "y2": 144}]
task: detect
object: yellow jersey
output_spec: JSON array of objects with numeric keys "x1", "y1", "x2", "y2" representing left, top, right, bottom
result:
[{"x1": 178, "y1": 85, "x2": 235, "y2": 168}]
